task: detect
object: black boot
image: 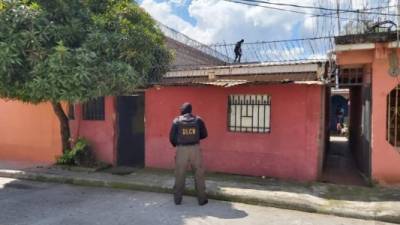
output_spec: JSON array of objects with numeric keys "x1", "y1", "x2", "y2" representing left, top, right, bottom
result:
[
  {"x1": 198, "y1": 199, "x2": 208, "y2": 206},
  {"x1": 174, "y1": 196, "x2": 182, "y2": 205}
]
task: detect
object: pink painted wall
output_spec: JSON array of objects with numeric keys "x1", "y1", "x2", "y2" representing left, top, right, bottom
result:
[
  {"x1": 0, "y1": 100, "x2": 62, "y2": 163},
  {"x1": 370, "y1": 47, "x2": 400, "y2": 184},
  {"x1": 336, "y1": 45, "x2": 400, "y2": 184},
  {"x1": 69, "y1": 96, "x2": 117, "y2": 165},
  {"x1": 145, "y1": 84, "x2": 325, "y2": 181},
  {"x1": 336, "y1": 50, "x2": 374, "y2": 65}
]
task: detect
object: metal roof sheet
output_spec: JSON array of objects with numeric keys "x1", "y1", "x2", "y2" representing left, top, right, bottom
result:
[
  {"x1": 156, "y1": 61, "x2": 327, "y2": 86},
  {"x1": 195, "y1": 79, "x2": 248, "y2": 87},
  {"x1": 165, "y1": 61, "x2": 325, "y2": 79}
]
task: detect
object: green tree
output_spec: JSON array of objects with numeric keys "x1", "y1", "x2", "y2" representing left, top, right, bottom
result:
[{"x1": 0, "y1": 0, "x2": 171, "y2": 152}]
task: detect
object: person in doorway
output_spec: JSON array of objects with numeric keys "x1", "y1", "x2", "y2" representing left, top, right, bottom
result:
[
  {"x1": 234, "y1": 39, "x2": 244, "y2": 63},
  {"x1": 169, "y1": 102, "x2": 208, "y2": 206},
  {"x1": 335, "y1": 105, "x2": 345, "y2": 135}
]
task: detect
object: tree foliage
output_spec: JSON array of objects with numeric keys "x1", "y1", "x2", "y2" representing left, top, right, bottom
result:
[{"x1": 0, "y1": 0, "x2": 171, "y2": 103}]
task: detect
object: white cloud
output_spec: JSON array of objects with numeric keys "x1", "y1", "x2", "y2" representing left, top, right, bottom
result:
[
  {"x1": 140, "y1": 0, "x2": 192, "y2": 31},
  {"x1": 140, "y1": 0, "x2": 316, "y2": 44}
]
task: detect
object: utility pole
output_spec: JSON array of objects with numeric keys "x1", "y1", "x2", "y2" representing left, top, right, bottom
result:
[
  {"x1": 397, "y1": 0, "x2": 400, "y2": 47},
  {"x1": 398, "y1": 0, "x2": 400, "y2": 30},
  {"x1": 336, "y1": 0, "x2": 341, "y2": 35}
]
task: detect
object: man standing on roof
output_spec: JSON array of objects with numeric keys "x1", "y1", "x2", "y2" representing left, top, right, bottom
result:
[
  {"x1": 169, "y1": 102, "x2": 208, "y2": 206},
  {"x1": 234, "y1": 39, "x2": 244, "y2": 63}
]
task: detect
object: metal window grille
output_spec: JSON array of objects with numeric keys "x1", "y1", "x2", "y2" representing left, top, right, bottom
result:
[
  {"x1": 337, "y1": 67, "x2": 364, "y2": 86},
  {"x1": 82, "y1": 97, "x2": 105, "y2": 121},
  {"x1": 387, "y1": 86, "x2": 400, "y2": 147},
  {"x1": 228, "y1": 95, "x2": 271, "y2": 133},
  {"x1": 68, "y1": 103, "x2": 75, "y2": 120}
]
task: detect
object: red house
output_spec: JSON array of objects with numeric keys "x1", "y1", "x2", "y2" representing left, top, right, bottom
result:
[
  {"x1": 0, "y1": 61, "x2": 328, "y2": 182},
  {"x1": 145, "y1": 62, "x2": 328, "y2": 181}
]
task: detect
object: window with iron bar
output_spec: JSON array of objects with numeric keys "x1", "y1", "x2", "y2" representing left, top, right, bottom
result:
[
  {"x1": 387, "y1": 86, "x2": 400, "y2": 147},
  {"x1": 228, "y1": 95, "x2": 271, "y2": 133},
  {"x1": 82, "y1": 97, "x2": 105, "y2": 121},
  {"x1": 68, "y1": 103, "x2": 75, "y2": 120}
]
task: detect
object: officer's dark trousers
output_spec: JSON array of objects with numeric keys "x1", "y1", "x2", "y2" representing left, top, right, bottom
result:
[{"x1": 174, "y1": 144, "x2": 207, "y2": 204}]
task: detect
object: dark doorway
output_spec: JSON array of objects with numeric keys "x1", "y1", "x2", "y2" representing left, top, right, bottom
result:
[
  {"x1": 116, "y1": 94, "x2": 145, "y2": 167},
  {"x1": 322, "y1": 87, "x2": 369, "y2": 186},
  {"x1": 329, "y1": 94, "x2": 349, "y2": 132}
]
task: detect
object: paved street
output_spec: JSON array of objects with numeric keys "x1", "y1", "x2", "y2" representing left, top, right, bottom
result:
[{"x1": 0, "y1": 177, "x2": 392, "y2": 225}]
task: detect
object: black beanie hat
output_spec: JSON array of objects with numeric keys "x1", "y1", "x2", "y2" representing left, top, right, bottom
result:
[{"x1": 180, "y1": 102, "x2": 192, "y2": 115}]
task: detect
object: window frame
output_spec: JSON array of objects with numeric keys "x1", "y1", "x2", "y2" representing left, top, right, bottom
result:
[
  {"x1": 387, "y1": 86, "x2": 400, "y2": 148},
  {"x1": 227, "y1": 94, "x2": 271, "y2": 134},
  {"x1": 82, "y1": 97, "x2": 105, "y2": 121},
  {"x1": 67, "y1": 103, "x2": 75, "y2": 120}
]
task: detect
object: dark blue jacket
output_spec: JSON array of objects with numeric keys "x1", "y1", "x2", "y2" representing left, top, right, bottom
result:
[{"x1": 169, "y1": 113, "x2": 208, "y2": 147}]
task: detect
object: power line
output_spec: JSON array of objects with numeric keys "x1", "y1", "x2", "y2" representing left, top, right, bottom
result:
[
  {"x1": 225, "y1": 0, "x2": 315, "y2": 15},
  {"x1": 238, "y1": 0, "x2": 400, "y2": 16},
  {"x1": 315, "y1": 4, "x2": 396, "y2": 17},
  {"x1": 224, "y1": 0, "x2": 372, "y2": 22}
]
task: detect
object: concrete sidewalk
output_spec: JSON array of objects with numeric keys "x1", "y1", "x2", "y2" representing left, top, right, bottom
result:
[{"x1": 0, "y1": 162, "x2": 399, "y2": 223}]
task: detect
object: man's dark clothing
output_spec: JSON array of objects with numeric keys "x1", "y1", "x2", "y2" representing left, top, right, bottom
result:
[
  {"x1": 169, "y1": 103, "x2": 208, "y2": 205},
  {"x1": 169, "y1": 114, "x2": 208, "y2": 147},
  {"x1": 234, "y1": 40, "x2": 243, "y2": 63},
  {"x1": 174, "y1": 144, "x2": 207, "y2": 205}
]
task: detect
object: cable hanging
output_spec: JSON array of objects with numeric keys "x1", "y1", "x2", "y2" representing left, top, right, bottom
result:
[{"x1": 236, "y1": 0, "x2": 400, "y2": 16}]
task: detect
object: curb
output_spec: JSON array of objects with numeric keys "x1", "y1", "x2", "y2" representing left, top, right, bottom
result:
[{"x1": 0, "y1": 169, "x2": 399, "y2": 224}]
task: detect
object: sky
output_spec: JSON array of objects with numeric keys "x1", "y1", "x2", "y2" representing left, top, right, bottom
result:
[
  {"x1": 137, "y1": 0, "x2": 316, "y2": 44},
  {"x1": 136, "y1": 0, "x2": 397, "y2": 45}
]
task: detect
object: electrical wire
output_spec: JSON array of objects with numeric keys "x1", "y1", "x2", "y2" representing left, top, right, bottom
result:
[
  {"x1": 224, "y1": 0, "x2": 377, "y2": 21},
  {"x1": 225, "y1": 0, "x2": 316, "y2": 15},
  {"x1": 314, "y1": 5, "x2": 396, "y2": 17},
  {"x1": 238, "y1": 0, "x2": 399, "y2": 16}
]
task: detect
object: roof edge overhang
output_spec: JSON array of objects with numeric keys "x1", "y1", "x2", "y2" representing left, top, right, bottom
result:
[
  {"x1": 335, "y1": 32, "x2": 400, "y2": 52},
  {"x1": 335, "y1": 43, "x2": 375, "y2": 52},
  {"x1": 165, "y1": 61, "x2": 326, "y2": 79},
  {"x1": 151, "y1": 79, "x2": 326, "y2": 88},
  {"x1": 335, "y1": 41, "x2": 400, "y2": 53}
]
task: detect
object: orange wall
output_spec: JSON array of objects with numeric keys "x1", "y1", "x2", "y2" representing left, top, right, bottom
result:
[
  {"x1": 371, "y1": 48, "x2": 400, "y2": 184},
  {"x1": 337, "y1": 46, "x2": 400, "y2": 184},
  {"x1": 336, "y1": 50, "x2": 374, "y2": 65},
  {"x1": 0, "y1": 100, "x2": 62, "y2": 163}
]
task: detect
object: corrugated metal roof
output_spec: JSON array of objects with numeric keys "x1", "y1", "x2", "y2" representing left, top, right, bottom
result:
[
  {"x1": 195, "y1": 79, "x2": 248, "y2": 87},
  {"x1": 160, "y1": 72, "x2": 320, "y2": 84},
  {"x1": 157, "y1": 61, "x2": 327, "y2": 86},
  {"x1": 165, "y1": 61, "x2": 325, "y2": 78}
]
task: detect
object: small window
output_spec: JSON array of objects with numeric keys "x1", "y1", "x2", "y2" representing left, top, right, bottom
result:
[
  {"x1": 68, "y1": 103, "x2": 75, "y2": 120},
  {"x1": 387, "y1": 86, "x2": 400, "y2": 147},
  {"x1": 228, "y1": 95, "x2": 271, "y2": 133},
  {"x1": 83, "y1": 97, "x2": 105, "y2": 120}
]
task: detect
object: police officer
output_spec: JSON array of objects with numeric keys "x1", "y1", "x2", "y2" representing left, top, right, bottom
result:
[{"x1": 169, "y1": 102, "x2": 208, "y2": 206}]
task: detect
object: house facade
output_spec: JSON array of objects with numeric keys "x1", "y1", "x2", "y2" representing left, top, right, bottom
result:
[
  {"x1": 145, "y1": 62, "x2": 328, "y2": 181},
  {"x1": 2, "y1": 30, "x2": 400, "y2": 185},
  {"x1": 0, "y1": 25, "x2": 226, "y2": 166},
  {"x1": 335, "y1": 33, "x2": 400, "y2": 184}
]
